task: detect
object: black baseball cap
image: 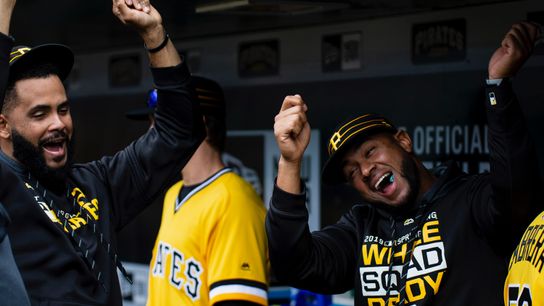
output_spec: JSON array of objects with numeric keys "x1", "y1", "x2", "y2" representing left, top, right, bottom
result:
[
  {"x1": 125, "y1": 75, "x2": 225, "y2": 121},
  {"x1": 9, "y1": 44, "x2": 74, "y2": 81},
  {"x1": 322, "y1": 114, "x2": 397, "y2": 185}
]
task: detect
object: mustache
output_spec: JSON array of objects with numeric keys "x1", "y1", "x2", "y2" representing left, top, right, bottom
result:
[{"x1": 38, "y1": 130, "x2": 68, "y2": 146}]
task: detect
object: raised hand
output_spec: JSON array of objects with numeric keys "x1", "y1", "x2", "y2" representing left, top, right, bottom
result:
[
  {"x1": 112, "y1": 0, "x2": 180, "y2": 67},
  {"x1": 274, "y1": 95, "x2": 311, "y2": 194},
  {"x1": 488, "y1": 22, "x2": 541, "y2": 79},
  {"x1": 123, "y1": 0, "x2": 150, "y2": 14},
  {"x1": 0, "y1": 0, "x2": 17, "y2": 35},
  {"x1": 274, "y1": 95, "x2": 311, "y2": 164},
  {"x1": 112, "y1": 0, "x2": 162, "y2": 40}
]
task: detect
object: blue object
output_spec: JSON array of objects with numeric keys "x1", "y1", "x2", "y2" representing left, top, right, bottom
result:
[
  {"x1": 147, "y1": 89, "x2": 158, "y2": 109},
  {"x1": 293, "y1": 290, "x2": 332, "y2": 306}
]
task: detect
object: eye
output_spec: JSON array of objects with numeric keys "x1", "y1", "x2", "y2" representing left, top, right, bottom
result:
[
  {"x1": 58, "y1": 105, "x2": 70, "y2": 115},
  {"x1": 31, "y1": 111, "x2": 46, "y2": 118},
  {"x1": 365, "y1": 146, "x2": 375, "y2": 158},
  {"x1": 347, "y1": 167, "x2": 360, "y2": 181}
]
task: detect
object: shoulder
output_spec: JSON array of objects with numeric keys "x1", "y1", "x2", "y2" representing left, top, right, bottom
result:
[
  {"x1": 164, "y1": 180, "x2": 183, "y2": 201},
  {"x1": 215, "y1": 172, "x2": 265, "y2": 211}
]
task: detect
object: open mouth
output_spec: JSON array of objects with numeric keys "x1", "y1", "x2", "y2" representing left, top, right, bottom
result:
[
  {"x1": 41, "y1": 138, "x2": 66, "y2": 157},
  {"x1": 374, "y1": 171, "x2": 394, "y2": 193}
]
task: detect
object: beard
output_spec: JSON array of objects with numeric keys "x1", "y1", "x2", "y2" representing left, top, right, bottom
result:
[
  {"x1": 12, "y1": 129, "x2": 74, "y2": 193},
  {"x1": 367, "y1": 154, "x2": 421, "y2": 214},
  {"x1": 398, "y1": 154, "x2": 421, "y2": 209}
]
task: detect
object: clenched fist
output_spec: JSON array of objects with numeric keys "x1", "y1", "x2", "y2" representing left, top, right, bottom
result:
[{"x1": 488, "y1": 22, "x2": 541, "y2": 79}]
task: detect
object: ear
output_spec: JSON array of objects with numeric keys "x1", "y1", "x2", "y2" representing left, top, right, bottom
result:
[
  {"x1": 0, "y1": 114, "x2": 11, "y2": 140},
  {"x1": 394, "y1": 129, "x2": 413, "y2": 153}
]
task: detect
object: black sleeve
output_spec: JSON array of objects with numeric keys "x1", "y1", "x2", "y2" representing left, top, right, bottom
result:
[
  {"x1": 215, "y1": 301, "x2": 261, "y2": 306},
  {"x1": 0, "y1": 32, "x2": 14, "y2": 104},
  {"x1": 85, "y1": 63, "x2": 205, "y2": 229},
  {"x1": 266, "y1": 183, "x2": 357, "y2": 294},
  {"x1": 470, "y1": 79, "x2": 541, "y2": 248}
]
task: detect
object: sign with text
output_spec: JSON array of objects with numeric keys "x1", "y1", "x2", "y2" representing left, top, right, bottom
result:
[
  {"x1": 412, "y1": 19, "x2": 466, "y2": 64},
  {"x1": 238, "y1": 39, "x2": 280, "y2": 78},
  {"x1": 322, "y1": 32, "x2": 362, "y2": 72}
]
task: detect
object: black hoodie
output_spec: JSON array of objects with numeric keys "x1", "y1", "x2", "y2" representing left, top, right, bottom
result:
[{"x1": 266, "y1": 79, "x2": 539, "y2": 305}]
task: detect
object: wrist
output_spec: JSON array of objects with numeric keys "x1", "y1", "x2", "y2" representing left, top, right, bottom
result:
[
  {"x1": 140, "y1": 24, "x2": 165, "y2": 48},
  {"x1": 277, "y1": 156, "x2": 303, "y2": 194},
  {"x1": 144, "y1": 31, "x2": 169, "y2": 53},
  {"x1": 279, "y1": 155, "x2": 302, "y2": 172}
]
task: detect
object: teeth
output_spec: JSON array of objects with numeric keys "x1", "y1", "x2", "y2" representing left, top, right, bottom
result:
[{"x1": 374, "y1": 173, "x2": 390, "y2": 191}]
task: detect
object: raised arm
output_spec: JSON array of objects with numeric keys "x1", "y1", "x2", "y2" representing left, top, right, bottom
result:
[
  {"x1": 473, "y1": 22, "x2": 542, "y2": 247},
  {"x1": 266, "y1": 95, "x2": 356, "y2": 292},
  {"x1": 82, "y1": 0, "x2": 205, "y2": 229},
  {"x1": 112, "y1": 0, "x2": 180, "y2": 68},
  {"x1": 0, "y1": 0, "x2": 16, "y2": 101},
  {"x1": 274, "y1": 94, "x2": 311, "y2": 193},
  {"x1": 0, "y1": 0, "x2": 16, "y2": 36}
]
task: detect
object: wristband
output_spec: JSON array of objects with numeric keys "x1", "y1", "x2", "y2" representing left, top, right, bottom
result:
[{"x1": 144, "y1": 32, "x2": 169, "y2": 53}]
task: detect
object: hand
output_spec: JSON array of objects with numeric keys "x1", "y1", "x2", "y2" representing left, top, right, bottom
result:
[
  {"x1": 1, "y1": 0, "x2": 16, "y2": 10},
  {"x1": 0, "y1": 0, "x2": 17, "y2": 35},
  {"x1": 488, "y1": 22, "x2": 541, "y2": 79},
  {"x1": 274, "y1": 95, "x2": 311, "y2": 166},
  {"x1": 112, "y1": 0, "x2": 163, "y2": 40}
]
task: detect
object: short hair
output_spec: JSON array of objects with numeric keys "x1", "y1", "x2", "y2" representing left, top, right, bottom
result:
[
  {"x1": 3, "y1": 63, "x2": 62, "y2": 114},
  {"x1": 204, "y1": 111, "x2": 226, "y2": 153}
]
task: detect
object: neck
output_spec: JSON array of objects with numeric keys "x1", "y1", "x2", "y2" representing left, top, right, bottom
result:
[{"x1": 181, "y1": 140, "x2": 224, "y2": 186}]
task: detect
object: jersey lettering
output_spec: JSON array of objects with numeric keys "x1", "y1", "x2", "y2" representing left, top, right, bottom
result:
[
  {"x1": 169, "y1": 250, "x2": 184, "y2": 289},
  {"x1": 153, "y1": 242, "x2": 171, "y2": 277},
  {"x1": 185, "y1": 258, "x2": 203, "y2": 300},
  {"x1": 507, "y1": 284, "x2": 533, "y2": 306},
  {"x1": 152, "y1": 241, "x2": 204, "y2": 301},
  {"x1": 359, "y1": 214, "x2": 447, "y2": 304}
]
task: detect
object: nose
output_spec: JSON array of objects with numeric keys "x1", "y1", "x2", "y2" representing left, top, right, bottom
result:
[
  {"x1": 361, "y1": 161, "x2": 374, "y2": 182},
  {"x1": 48, "y1": 113, "x2": 66, "y2": 132}
]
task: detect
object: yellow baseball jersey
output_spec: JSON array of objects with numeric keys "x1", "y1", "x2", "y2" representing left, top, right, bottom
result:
[
  {"x1": 147, "y1": 168, "x2": 269, "y2": 305},
  {"x1": 504, "y1": 211, "x2": 544, "y2": 305}
]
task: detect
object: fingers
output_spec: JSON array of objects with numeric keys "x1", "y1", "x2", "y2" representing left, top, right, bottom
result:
[
  {"x1": 511, "y1": 24, "x2": 531, "y2": 52},
  {"x1": 280, "y1": 94, "x2": 307, "y2": 112},
  {"x1": 131, "y1": 0, "x2": 150, "y2": 13},
  {"x1": 121, "y1": 0, "x2": 150, "y2": 13},
  {"x1": 276, "y1": 95, "x2": 308, "y2": 126},
  {"x1": 113, "y1": 0, "x2": 133, "y2": 20},
  {"x1": 112, "y1": 0, "x2": 126, "y2": 23},
  {"x1": 502, "y1": 22, "x2": 540, "y2": 56},
  {"x1": 274, "y1": 95, "x2": 309, "y2": 139},
  {"x1": 275, "y1": 112, "x2": 308, "y2": 136}
]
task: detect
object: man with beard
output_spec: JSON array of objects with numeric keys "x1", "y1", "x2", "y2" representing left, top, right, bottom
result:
[
  {"x1": 0, "y1": 0, "x2": 204, "y2": 305},
  {"x1": 267, "y1": 22, "x2": 541, "y2": 305}
]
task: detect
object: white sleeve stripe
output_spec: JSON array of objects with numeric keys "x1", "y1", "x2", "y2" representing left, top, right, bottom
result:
[{"x1": 209, "y1": 284, "x2": 268, "y2": 300}]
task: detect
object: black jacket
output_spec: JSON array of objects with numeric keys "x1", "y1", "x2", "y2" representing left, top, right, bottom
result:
[
  {"x1": 0, "y1": 33, "x2": 31, "y2": 306},
  {"x1": 0, "y1": 33, "x2": 205, "y2": 305},
  {"x1": 266, "y1": 79, "x2": 539, "y2": 305}
]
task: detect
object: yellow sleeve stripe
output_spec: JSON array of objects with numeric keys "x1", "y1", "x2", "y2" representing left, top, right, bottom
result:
[{"x1": 210, "y1": 285, "x2": 268, "y2": 305}]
